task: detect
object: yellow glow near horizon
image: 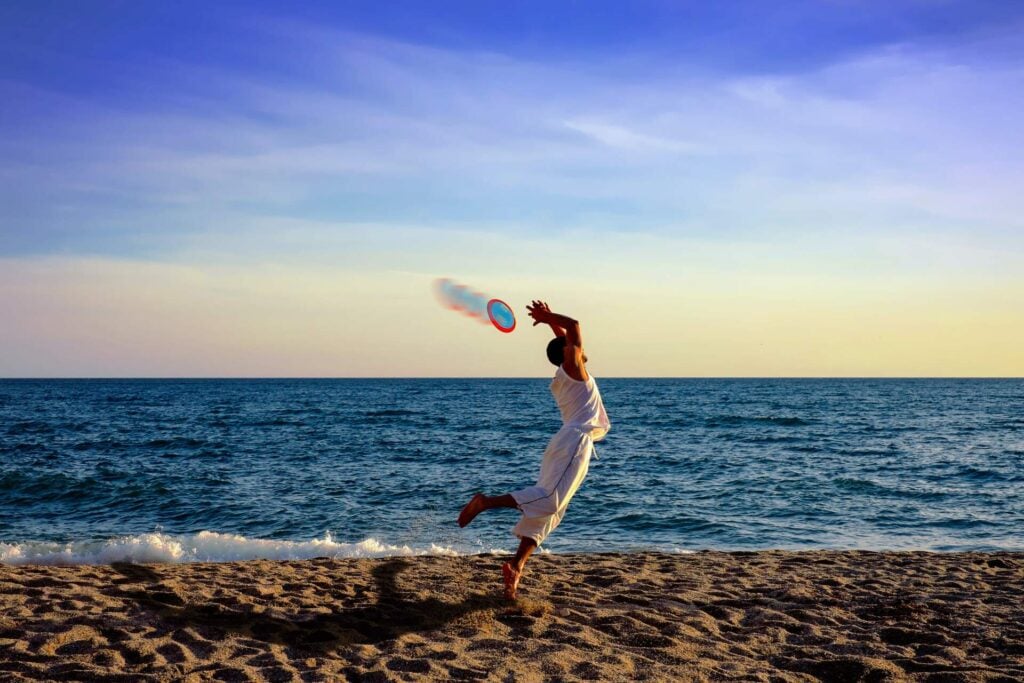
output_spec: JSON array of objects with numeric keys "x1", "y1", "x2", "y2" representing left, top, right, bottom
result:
[{"x1": 1, "y1": 254, "x2": 1021, "y2": 377}]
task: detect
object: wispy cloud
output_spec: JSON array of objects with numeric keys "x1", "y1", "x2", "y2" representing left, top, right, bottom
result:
[
  {"x1": 3, "y1": 19, "x2": 1023, "y2": 261},
  {"x1": 1, "y1": 8, "x2": 1023, "y2": 375},
  {"x1": 562, "y1": 119, "x2": 703, "y2": 154}
]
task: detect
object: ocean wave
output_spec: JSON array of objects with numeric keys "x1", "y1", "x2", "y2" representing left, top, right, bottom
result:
[
  {"x1": 145, "y1": 437, "x2": 209, "y2": 449},
  {"x1": 0, "y1": 531, "x2": 498, "y2": 566},
  {"x1": 6, "y1": 421, "x2": 51, "y2": 436},
  {"x1": 704, "y1": 415, "x2": 811, "y2": 428},
  {"x1": 364, "y1": 409, "x2": 419, "y2": 418},
  {"x1": 832, "y1": 477, "x2": 949, "y2": 500}
]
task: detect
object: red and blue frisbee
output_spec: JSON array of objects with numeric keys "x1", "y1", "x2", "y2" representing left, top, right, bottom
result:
[{"x1": 486, "y1": 298, "x2": 516, "y2": 333}]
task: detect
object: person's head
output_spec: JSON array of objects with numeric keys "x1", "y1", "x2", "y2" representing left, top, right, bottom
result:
[{"x1": 546, "y1": 337, "x2": 566, "y2": 366}]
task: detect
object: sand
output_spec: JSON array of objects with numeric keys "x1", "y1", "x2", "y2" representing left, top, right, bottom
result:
[{"x1": 1, "y1": 551, "x2": 1022, "y2": 682}]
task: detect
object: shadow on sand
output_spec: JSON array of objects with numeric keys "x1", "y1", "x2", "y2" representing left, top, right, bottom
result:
[{"x1": 110, "y1": 559, "x2": 506, "y2": 648}]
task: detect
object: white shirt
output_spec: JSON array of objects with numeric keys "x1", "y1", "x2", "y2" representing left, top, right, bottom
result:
[{"x1": 551, "y1": 365, "x2": 611, "y2": 441}]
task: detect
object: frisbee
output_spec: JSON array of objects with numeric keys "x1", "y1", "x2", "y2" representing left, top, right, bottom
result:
[{"x1": 487, "y1": 298, "x2": 516, "y2": 333}]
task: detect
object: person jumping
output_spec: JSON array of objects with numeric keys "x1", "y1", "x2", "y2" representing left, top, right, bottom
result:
[{"x1": 458, "y1": 300, "x2": 611, "y2": 599}]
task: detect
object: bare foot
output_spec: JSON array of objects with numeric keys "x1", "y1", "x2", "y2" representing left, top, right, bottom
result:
[
  {"x1": 502, "y1": 561, "x2": 521, "y2": 600},
  {"x1": 458, "y1": 493, "x2": 486, "y2": 528}
]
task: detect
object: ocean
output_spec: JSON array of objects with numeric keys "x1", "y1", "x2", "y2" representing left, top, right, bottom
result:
[{"x1": 1, "y1": 378, "x2": 1022, "y2": 564}]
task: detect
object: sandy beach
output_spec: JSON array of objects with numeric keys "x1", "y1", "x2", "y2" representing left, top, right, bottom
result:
[{"x1": 1, "y1": 551, "x2": 1022, "y2": 682}]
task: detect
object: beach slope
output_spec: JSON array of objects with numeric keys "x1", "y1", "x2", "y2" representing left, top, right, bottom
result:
[{"x1": 1, "y1": 551, "x2": 1022, "y2": 681}]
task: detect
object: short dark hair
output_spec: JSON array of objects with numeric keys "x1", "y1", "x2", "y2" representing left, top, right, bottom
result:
[{"x1": 546, "y1": 337, "x2": 566, "y2": 366}]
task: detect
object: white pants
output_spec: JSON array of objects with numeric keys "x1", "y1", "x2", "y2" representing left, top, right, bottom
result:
[{"x1": 510, "y1": 426, "x2": 593, "y2": 545}]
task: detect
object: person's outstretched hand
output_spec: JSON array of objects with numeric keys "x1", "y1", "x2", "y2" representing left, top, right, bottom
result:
[{"x1": 527, "y1": 300, "x2": 552, "y2": 326}]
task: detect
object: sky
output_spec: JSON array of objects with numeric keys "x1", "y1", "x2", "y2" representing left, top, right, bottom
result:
[{"x1": 1, "y1": 1, "x2": 1022, "y2": 377}]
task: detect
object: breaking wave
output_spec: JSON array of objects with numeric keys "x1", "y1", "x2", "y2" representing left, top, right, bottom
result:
[{"x1": 0, "y1": 531, "x2": 503, "y2": 566}]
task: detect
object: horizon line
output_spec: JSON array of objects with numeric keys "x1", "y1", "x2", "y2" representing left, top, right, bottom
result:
[{"x1": 1, "y1": 376, "x2": 1022, "y2": 381}]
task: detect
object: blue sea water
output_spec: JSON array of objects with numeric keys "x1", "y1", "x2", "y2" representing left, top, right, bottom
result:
[{"x1": 1, "y1": 378, "x2": 1022, "y2": 564}]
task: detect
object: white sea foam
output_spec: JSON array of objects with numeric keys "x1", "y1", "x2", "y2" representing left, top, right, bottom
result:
[{"x1": 0, "y1": 531, "x2": 506, "y2": 566}]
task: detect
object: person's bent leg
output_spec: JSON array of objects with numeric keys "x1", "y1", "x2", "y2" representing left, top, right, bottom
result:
[
  {"x1": 458, "y1": 493, "x2": 518, "y2": 527},
  {"x1": 512, "y1": 536, "x2": 537, "y2": 572},
  {"x1": 502, "y1": 536, "x2": 537, "y2": 600},
  {"x1": 485, "y1": 494, "x2": 518, "y2": 510}
]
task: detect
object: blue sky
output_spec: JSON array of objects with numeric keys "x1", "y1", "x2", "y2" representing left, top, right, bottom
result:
[
  {"x1": 3, "y1": 0, "x2": 1023, "y2": 257},
  {"x1": 1, "y1": 1, "x2": 1023, "y2": 376}
]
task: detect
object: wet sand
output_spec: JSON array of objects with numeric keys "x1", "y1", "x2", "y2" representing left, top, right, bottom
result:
[{"x1": 1, "y1": 551, "x2": 1022, "y2": 681}]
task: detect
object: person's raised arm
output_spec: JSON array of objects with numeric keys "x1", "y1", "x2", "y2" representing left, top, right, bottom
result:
[
  {"x1": 526, "y1": 300, "x2": 567, "y2": 338},
  {"x1": 526, "y1": 301, "x2": 587, "y2": 380}
]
